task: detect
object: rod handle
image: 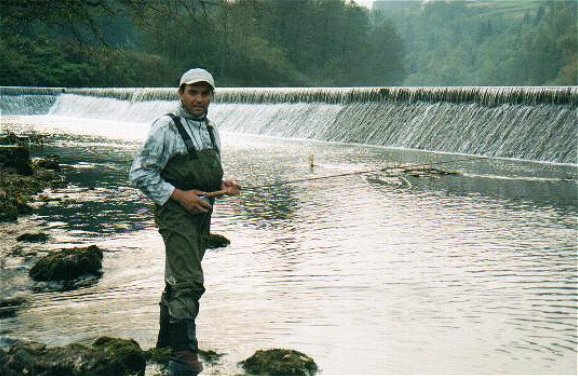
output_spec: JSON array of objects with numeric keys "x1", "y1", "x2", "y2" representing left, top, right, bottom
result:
[{"x1": 204, "y1": 189, "x2": 230, "y2": 198}]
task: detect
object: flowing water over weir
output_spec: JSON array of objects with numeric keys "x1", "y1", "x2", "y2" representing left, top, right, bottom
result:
[
  {"x1": 2, "y1": 86, "x2": 577, "y2": 164},
  {"x1": 1, "y1": 86, "x2": 577, "y2": 375}
]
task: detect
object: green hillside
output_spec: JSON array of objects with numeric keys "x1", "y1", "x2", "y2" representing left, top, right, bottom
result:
[{"x1": 372, "y1": 0, "x2": 576, "y2": 86}]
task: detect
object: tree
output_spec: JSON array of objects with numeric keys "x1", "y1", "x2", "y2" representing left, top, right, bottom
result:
[{"x1": 0, "y1": 0, "x2": 408, "y2": 87}]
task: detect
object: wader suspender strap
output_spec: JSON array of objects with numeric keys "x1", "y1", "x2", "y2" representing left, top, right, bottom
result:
[
  {"x1": 167, "y1": 113, "x2": 219, "y2": 157},
  {"x1": 167, "y1": 113, "x2": 198, "y2": 159},
  {"x1": 206, "y1": 124, "x2": 219, "y2": 153}
]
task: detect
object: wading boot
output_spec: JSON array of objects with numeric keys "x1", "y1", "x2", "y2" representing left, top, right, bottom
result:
[
  {"x1": 156, "y1": 302, "x2": 171, "y2": 349},
  {"x1": 168, "y1": 320, "x2": 203, "y2": 376},
  {"x1": 168, "y1": 350, "x2": 203, "y2": 376}
]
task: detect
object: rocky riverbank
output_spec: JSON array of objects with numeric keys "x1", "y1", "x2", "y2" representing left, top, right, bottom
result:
[
  {"x1": 0, "y1": 132, "x2": 65, "y2": 222},
  {"x1": 0, "y1": 336, "x2": 318, "y2": 376}
]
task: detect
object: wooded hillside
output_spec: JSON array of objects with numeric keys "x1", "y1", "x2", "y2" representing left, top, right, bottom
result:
[
  {"x1": 0, "y1": 0, "x2": 404, "y2": 87},
  {"x1": 373, "y1": 0, "x2": 576, "y2": 86},
  {"x1": 0, "y1": 0, "x2": 574, "y2": 87}
]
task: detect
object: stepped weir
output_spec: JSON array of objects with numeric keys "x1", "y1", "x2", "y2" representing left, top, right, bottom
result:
[{"x1": 1, "y1": 86, "x2": 576, "y2": 164}]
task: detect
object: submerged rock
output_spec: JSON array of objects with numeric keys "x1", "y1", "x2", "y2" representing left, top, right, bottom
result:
[
  {"x1": 29, "y1": 245, "x2": 104, "y2": 282},
  {"x1": 241, "y1": 349, "x2": 318, "y2": 376},
  {"x1": 16, "y1": 232, "x2": 49, "y2": 243},
  {"x1": 208, "y1": 233, "x2": 231, "y2": 249},
  {"x1": 401, "y1": 165, "x2": 460, "y2": 177},
  {"x1": 0, "y1": 297, "x2": 27, "y2": 318},
  {"x1": 0, "y1": 337, "x2": 146, "y2": 376},
  {"x1": 32, "y1": 274, "x2": 102, "y2": 292},
  {"x1": 33, "y1": 155, "x2": 61, "y2": 170}
]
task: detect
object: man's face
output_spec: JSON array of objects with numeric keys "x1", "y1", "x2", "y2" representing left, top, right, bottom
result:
[{"x1": 179, "y1": 82, "x2": 213, "y2": 118}]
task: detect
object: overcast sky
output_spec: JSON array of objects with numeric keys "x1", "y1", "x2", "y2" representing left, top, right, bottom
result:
[{"x1": 353, "y1": 0, "x2": 375, "y2": 10}]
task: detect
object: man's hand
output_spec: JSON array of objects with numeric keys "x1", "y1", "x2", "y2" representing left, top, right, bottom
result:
[
  {"x1": 171, "y1": 188, "x2": 212, "y2": 213},
  {"x1": 221, "y1": 179, "x2": 241, "y2": 196}
]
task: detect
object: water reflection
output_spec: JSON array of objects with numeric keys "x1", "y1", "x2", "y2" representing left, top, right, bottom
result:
[
  {"x1": 404, "y1": 169, "x2": 577, "y2": 210},
  {"x1": 236, "y1": 187, "x2": 300, "y2": 229}
]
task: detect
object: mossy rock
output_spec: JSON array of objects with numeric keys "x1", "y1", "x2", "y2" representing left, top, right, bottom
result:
[
  {"x1": 0, "y1": 170, "x2": 64, "y2": 222},
  {"x1": 29, "y1": 245, "x2": 104, "y2": 282},
  {"x1": 1, "y1": 171, "x2": 46, "y2": 196},
  {"x1": 0, "y1": 337, "x2": 146, "y2": 376},
  {"x1": 208, "y1": 233, "x2": 231, "y2": 248},
  {"x1": 16, "y1": 232, "x2": 49, "y2": 243},
  {"x1": 92, "y1": 337, "x2": 147, "y2": 374},
  {"x1": 241, "y1": 349, "x2": 318, "y2": 376},
  {"x1": 0, "y1": 138, "x2": 65, "y2": 223},
  {"x1": 0, "y1": 144, "x2": 32, "y2": 175},
  {"x1": 0, "y1": 199, "x2": 20, "y2": 222},
  {"x1": 33, "y1": 155, "x2": 61, "y2": 170}
]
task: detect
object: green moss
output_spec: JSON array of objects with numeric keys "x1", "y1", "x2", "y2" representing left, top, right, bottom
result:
[
  {"x1": 145, "y1": 346, "x2": 172, "y2": 366},
  {"x1": 93, "y1": 336, "x2": 140, "y2": 352},
  {"x1": 92, "y1": 337, "x2": 146, "y2": 373},
  {"x1": 241, "y1": 349, "x2": 318, "y2": 376},
  {"x1": 199, "y1": 349, "x2": 226, "y2": 365}
]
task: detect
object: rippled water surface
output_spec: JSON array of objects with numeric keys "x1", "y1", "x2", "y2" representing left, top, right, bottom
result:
[{"x1": 1, "y1": 116, "x2": 577, "y2": 375}]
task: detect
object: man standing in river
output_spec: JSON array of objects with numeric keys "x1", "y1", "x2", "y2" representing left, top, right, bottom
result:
[{"x1": 130, "y1": 68, "x2": 241, "y2": 376}]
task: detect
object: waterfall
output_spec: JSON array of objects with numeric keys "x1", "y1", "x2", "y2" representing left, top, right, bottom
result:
[
  {"x1": 1, "y1": 86, "x2": 576, "y2": 164},
  {"x1": 0, "y1": 94, "x2": 59, "y2": 115}
]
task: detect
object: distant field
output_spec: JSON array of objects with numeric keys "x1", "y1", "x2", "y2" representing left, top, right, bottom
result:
[
  {"x1": 465, "y1": 0, "x2": 544, "y2": 19},
  {"x1": 374, "y1": 0, "x2": 546, "y2": 19}
]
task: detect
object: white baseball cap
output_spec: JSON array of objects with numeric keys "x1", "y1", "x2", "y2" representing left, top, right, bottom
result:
[{"x1": 179, "y1": 68, "x2": 215, "y2": 89}]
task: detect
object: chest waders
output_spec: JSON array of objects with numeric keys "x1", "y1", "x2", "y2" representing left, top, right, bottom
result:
[{"x1": 155, "y1": 114, "x2": 223, "y2": 375}]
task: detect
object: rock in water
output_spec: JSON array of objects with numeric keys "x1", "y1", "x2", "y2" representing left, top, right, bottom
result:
[
  {"x1": 92, "y1": 337, "x2": 147, "y2": 375},
  {"x1": 0, "y1": 145, "x2": 32, "y2": 175},
  {"x1": 33, "y1": 155, "x2": 61, "y2": 170},
  {"x1": 0, "y1": 297, "x2": 27, "y2": 318},
  {"x1": 241, "y1": 349, "x2": 318, "y2": 376},
  {"x1": 0, "y1": 337, "x2": 146, "y2": 376},
  {"x1": 16, "y1": 232, "x2": 49, "y2": 243},
  {"x1": 208, "y1": 233, "x2": 231, "y2": 248},
  {"x1": 0, "y1": 133, "x2": 66, "y2": 222},
  {"x1": 29, "y1": 245, "x2": 104, "y2": 282}
]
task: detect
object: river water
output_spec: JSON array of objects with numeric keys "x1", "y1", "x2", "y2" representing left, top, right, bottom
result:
[{"x1": 1, "y1": 115, "x2": 577, "y2": 375}]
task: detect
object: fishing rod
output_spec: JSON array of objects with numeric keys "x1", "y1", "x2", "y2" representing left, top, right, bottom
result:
[{"x1": 205, "y1": 155, "x2": 489, "y2": 198}]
